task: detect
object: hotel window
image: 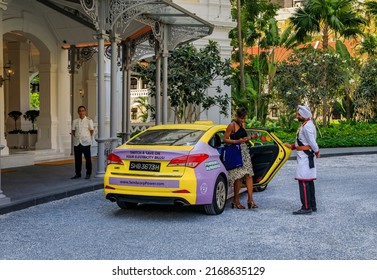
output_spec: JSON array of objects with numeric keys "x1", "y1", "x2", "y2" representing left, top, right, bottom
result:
[
  {"x1": 131, "y1": 108, "x2": 138, "y2": 120},
  {"x1": 131, "y1": 78, "x2": 137, "y2": 89},
  {"x1": 271, "y1": 108, "x2": 278, "y2": 118}
]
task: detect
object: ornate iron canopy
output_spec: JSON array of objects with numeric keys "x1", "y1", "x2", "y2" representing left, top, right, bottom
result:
[{"x1": 37, "y1": 0, "x2": 213, "y2": 48}]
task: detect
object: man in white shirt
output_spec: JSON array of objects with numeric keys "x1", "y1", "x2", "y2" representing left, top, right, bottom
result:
[
  {"x1": 285, "y1": 105, "x2": 320, "y2": 214},
  {"x1": 71, "y1": 106, "x2": 94, "y2": 179}
]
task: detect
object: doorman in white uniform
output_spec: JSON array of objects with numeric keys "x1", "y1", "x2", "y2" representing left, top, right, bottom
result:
[
  {"x1": 71, "y1": 106, "x2": 94, "y2": 180},
  {"x1": 285, "y1": 105, "x2": 320, "y2": 215}
]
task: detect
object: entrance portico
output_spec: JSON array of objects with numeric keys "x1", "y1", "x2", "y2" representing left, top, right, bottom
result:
[{"x1": 0, "y1": 0, "x2": 234, "y2": 171}]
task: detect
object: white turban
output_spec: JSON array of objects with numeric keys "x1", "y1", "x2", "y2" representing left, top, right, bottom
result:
[{"x1": 297, "y1": 105, "x2": 312, "y2": 119}]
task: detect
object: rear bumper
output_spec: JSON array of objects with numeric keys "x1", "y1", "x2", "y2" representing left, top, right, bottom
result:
[{"x1": 106, "y1": 193, "x2": 191, "y2": 206}]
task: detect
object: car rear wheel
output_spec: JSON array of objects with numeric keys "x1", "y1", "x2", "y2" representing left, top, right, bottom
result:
[
  {"x1": 116, "y1": 201, "x2": 138, "y2": 209},
  {"x1": 204, "y1": 176, "x2": 227, "y2": 215}
]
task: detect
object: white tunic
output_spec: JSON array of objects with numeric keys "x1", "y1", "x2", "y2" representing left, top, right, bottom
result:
[
  {"x1": 72, "y1": 116, "x2": 94, "y2": 146},
  {"x1": 295, "y1": 119, "x2": 319, "y2": 180}
]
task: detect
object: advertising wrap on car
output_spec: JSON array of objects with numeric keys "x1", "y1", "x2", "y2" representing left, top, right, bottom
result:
[
  {"x1": 109, "y1": 178, "x2": 180, "y2": 188},
  {"x1": 104, "y1": 123, "x2": 291, "y2": 215},
  {"x1": 114, "y1": 149, "x2": 188, "y2": 161}
]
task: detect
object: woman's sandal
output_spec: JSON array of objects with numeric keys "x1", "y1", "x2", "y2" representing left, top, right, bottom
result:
[
  {"x1": 247, "y1": 201, "x2": 258, "y2": 209},
  {"x1": 231, "y1": 202, "x2": 245, "y2": 209}
]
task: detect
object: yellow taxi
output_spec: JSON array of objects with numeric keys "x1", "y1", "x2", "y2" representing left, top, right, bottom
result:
[{"x1": 104, "y1": 121, "x2": 291, "y2": 215}]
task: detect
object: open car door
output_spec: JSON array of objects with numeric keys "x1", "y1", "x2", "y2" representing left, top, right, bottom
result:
[{"x1": 246, "y1": 128, "x2": 292, "y2": 191}]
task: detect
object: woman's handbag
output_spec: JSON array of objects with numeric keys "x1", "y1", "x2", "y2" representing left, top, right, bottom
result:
[{"x1": 221, "y1": 144, "x2": 243, "y2": 170}]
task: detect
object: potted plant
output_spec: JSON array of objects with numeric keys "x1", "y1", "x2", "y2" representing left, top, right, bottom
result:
[
  {"x1": 7, "y1": 111, "x2": 23, "y2": 148},
  {"x1": 23, "y1": 110, "x2": 39, "y2": 131},
  {"x1": 8, "y1": 110, "x2": 22, "y2": 131},
  {"x1": 23, "y1": 110, "x2": 39, "y2": 148}
]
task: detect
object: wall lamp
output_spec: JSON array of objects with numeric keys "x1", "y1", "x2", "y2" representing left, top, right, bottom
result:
[{"x1": 0, "y1": 62, "x2": 14, "y2": 87}]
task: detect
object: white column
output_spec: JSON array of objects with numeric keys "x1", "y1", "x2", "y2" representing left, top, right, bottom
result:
[
  {"x1": 155, "y1": 50, "x2": 161, "y2": 125},
  {"x1": 122, "y1": 42, "x2": 131, "y2": 142},
  {"x1": 0, "y1": 145, "x2": 10, "y2": 205},
  {"x1": 0, "y1": 9, "x2": 8, "y2": 155},
  {"x1": 0, "y1": 7, "x2": 10, "y2": 204},
  {"x1": 69, "y1": 46, "x2": 76, "y2": 155},
  {"x1": 95, "y1": 0, "x2": 107, "y2": 177},
  {"x1": 87, "y1": 78, "x2": 97, "y2": 155},
  {"x1": 110, "y1": 30, "x2": 119, "y2": 150},
  {"x1": 35, "y1": 63, "x2": 57, "y2": 150},
  {"x1": 57, "y1": 48, "x2": 71, "y2": 154},
  {"x1": 162, "y1": 25, "x2": 169, "y2": 124},
  {"x1": 0, "y1": 0, "x2": 10, "y2": 205}
]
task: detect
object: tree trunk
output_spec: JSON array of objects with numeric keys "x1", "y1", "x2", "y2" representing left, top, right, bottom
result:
[
  {"x1": 322, "y1": 24, "x2": 329, "y2": 126},
  {"x1": 346, "y1": 90, "x2": 351, "y2": 120},
  {"x1": 237, "y1": 0, "x2": 245, "y2": 94}
]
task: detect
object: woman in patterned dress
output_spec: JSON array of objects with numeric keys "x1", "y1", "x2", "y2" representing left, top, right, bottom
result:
[{"x1": 223, "y1": 108, "x2": 257, "y2": 209}]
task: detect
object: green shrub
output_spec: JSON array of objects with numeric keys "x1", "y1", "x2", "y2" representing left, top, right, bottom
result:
[{"x1": 274, "y1": 121, "x2": 377, "y2": 148}]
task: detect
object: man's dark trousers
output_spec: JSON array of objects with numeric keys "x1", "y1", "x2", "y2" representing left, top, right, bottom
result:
[
  {"x1": 298, "y1": 180, "x2": 316, "y2": 210},
  {"x1": 74, "y1": 144, "x2": 92, "y2": 176}
]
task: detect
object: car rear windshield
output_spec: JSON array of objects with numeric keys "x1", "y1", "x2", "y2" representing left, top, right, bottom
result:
[{"x1": 128, "y1": 129, "x2": 205, "y2": 146}]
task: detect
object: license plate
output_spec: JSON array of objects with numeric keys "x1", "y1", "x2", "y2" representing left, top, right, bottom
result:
[{"x1": 129, "y1": 161, "x2": 161, "y2": 172}]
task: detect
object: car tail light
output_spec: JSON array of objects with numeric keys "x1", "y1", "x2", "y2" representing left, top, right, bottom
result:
[
  {"x1": 168, "y1": 153, "x2": 209, "y2": 168},
  {"x1": 107, "y1": 153, "x2": 124, "y2": 165},
  {"x1": 173, "y1": 189, "x2": 190, "y2": 193}
]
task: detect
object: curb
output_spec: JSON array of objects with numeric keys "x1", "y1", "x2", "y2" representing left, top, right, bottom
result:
[
  {"x1": 288, "y1": 149, "x2": 377, "y2": 160},
  {"x1": 0, "y1": 184, "x2": 103, "y2": 215}
]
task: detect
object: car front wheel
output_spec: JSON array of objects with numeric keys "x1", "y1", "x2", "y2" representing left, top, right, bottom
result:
[{"x1": 204, "y1": 176, "x2": 227, "y2": 215}]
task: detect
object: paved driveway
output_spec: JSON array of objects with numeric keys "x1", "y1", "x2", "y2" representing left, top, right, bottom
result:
[{"x1": 0, "y1": 154, "x2": 376, "y2": 260}]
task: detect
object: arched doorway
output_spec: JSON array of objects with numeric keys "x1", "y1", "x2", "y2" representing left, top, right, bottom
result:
[{"x1": 0, "y1": 11, "x2": 73, "y2": 164}]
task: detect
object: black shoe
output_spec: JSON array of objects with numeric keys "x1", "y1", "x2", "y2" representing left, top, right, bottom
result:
[
  {"x1": 71, "y1": 175, "x2": 81, "y2": 179},
  {"x1": 293, "y1": 209, "x2": 312, "y2": 215},
  {"x1": 85, "y1": 174, "x2": 91, "y2": 179},
  {"x1": 312, "y1": 208, "x2": 317, "y2": 212}
]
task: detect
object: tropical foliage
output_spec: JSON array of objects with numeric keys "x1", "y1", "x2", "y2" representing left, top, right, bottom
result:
[
  {"x1": 228, "y1": 0, "x2": 377, "y2": 129},
  {"x1": 134, "y1": 40, "x2": 231, "y2": 123},
  {"x1": 229, "y1": 0, "x2": 282, "y2": 123},
  {"x1": 288, "y1": 0, "x2": 366, "y2": 126},
  {"x1": 274, "y1": 46, "x2": 352, "y2": 119},
  {"x1": 30, "y1": 74, "x2": 40, "y2": 109},
  {"x1": 354, "y1": 60, "x2": 377, "y2": 121},
  {"x1": 274, "y1": 121, "x2": 377, "y2": 148},
  {"x1": 133, "y1": 96, "x2": 148, "y2": 122},
  {"x1": 131, "y1": 0, "x2": 377, "y2": 131}
]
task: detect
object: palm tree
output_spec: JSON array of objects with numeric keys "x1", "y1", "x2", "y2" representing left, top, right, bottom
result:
[
  {"x1": 362, "y1": 1, "x2": 377, "y2": 59},
  {"x1": 229, "y1": 1, "x2": 280, "y2": 90},
  {"x1": 359, "y1": 33, "x2": 377, "y2": 58},
  {"x1": 289, "y1": 0, "x2": 365, "y2": 125},
  {"x1": 133, "y1": 96, "x2": 149, "y2": 122},
  {"x1": 365, "y1": 1, "x2": 377, "y2": 16},
  {"x1": 229, "y1": 0, "x2": 280, "y2": 120},
  {"x1": 257, "y1": 20, "x2": 297, "y2": 123},
  {"x1": 236, "y1": 0, "x2": 245, "y2": 93}
]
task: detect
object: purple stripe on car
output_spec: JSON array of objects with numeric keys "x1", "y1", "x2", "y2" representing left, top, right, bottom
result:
[
  {"x1": 190, "y1": 142, "x2": 229, "y2": 204},
  {"x1": 109, "y1": 178, "x2": 179, "y2": 188}
]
